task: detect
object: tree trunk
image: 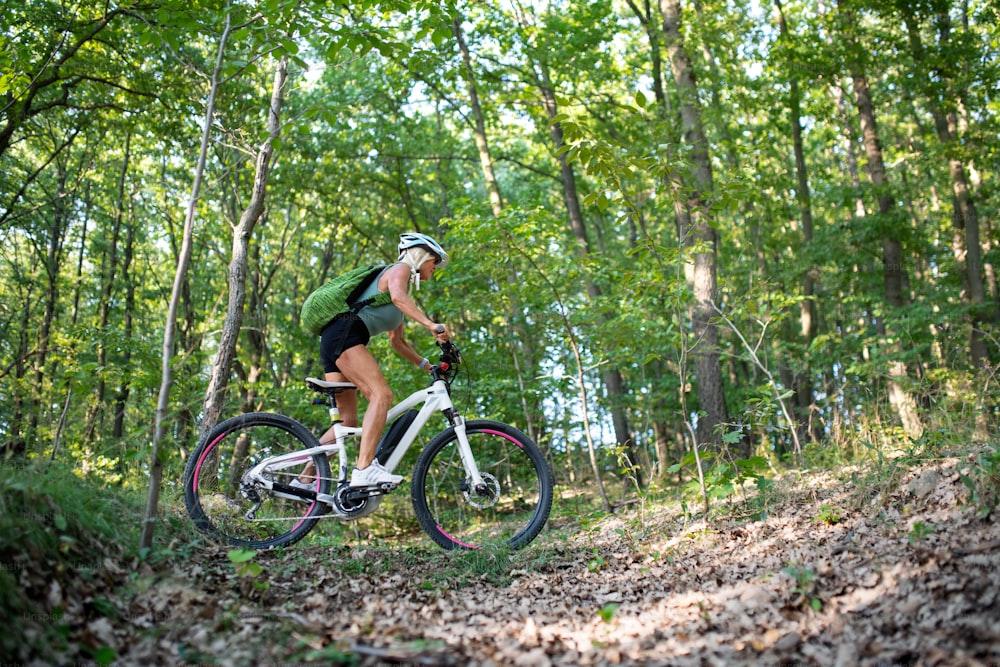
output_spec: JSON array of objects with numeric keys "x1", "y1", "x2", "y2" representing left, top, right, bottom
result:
[
  {"x1": 775, "y1": 0, "x2": 819, "y2": 446},
  {"x1": 141, "y1": 13, "x2": 232, "y2": 550},
  {"x1": 84, "y1": 132, "x2": 131, "y2": 443},
  {"x1": 660, "y1": 0, "x2": 730, "y2": 450},
  {"x1": 842, "y1": 1, "x2": 923, "y2": 440},
  {"x1": 9, "y1": 281, "x2": 34, "y2": 450},
  {"x1": 533, "y1": 59, "x2": 642, "y2": 486},
  {"x1": 200, "y1": 56, "x2": 288, "y2": 438},
  {"x1": 34, "y1": 164, "x2": 70, "y2": 446},
  {"x1": 901, "y1": 8, "x2": 989, "y2": 369},
  {"x1": 627, "y1": 0, "x2": 683, "y2": 478},
  {"x1": 452, "y1": 14, "x2": 547, "y2": 450},
  {"x1": 625, "y1": 0, "x2": 670, "y2": 116},
  {"x1": 70, "y1": 186, "x2": 90, "y2": 327},
  {"x1": 113, "y1": 219, "x2": 136, "y2": 440},
  {"x1": 241, "y1": 226, "x2": 267, "y2": 414},
  {"x1": 453, "y1": 17, "x2": 503, "y2": 217}
]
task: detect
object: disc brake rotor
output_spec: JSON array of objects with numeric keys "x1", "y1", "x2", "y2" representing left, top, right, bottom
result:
[{"x1": 464, "y1": 472, "x2": 500, "y2": 509}]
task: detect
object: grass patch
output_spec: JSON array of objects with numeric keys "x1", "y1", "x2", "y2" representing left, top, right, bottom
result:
[{"x1": 0, "y1": 459, "x2": 146, "y2": 662}]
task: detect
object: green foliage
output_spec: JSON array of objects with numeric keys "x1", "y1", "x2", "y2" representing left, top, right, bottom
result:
[
  {"x1": 668, "y1": 451, "x2": 772, "y2": 507},
  {"x1": 228, "y1": 548, "x2": 270, "y2": 592},
  {"x1": 228, "y1": 548, "x2": 262, "y2": 576},
  {"x1": 815, "y1": 504, "x2": 843, "y2": 526},
  {"x1": 587, "y1": 550, "x2": 607, "y2": 573},
  {"x1": 782, "y1": 564, "x2": 823, "y2": 612},
  {"x1": 597, "y1": 603, "x2": 620, "y2": 624},
  {"x1": 424, "y1": 545, "x2": 515, "y2": 587},
  {"x1": 296, "y1": 641, "x2": 361, "y2": 665},
  {"x1": 908, "y1": 521, "x2": 935, "y2": 544},
  {"x1": 959, "y1": 444, "x2": 1000, "y2": 519},
  {"x1": 0, "y1": 461, "x2": 144, "y2": 661},
  {"x1": 0, "y1": 0, "x2": 998, "y2": 546}
]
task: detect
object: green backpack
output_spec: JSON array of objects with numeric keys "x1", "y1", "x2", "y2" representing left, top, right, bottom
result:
[{"x1": 300, "y1": 264, "x2": 394, "y2": 336}]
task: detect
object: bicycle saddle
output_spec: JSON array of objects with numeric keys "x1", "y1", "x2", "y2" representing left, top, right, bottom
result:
[{"x1": 305, "y1": 377, "x2": 357, "y2": 395}]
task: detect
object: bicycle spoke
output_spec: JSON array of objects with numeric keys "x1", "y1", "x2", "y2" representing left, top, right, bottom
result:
[
  {"x1": 413, "y1": 421, "x2": 553, "y2": 550},
  {"x1": 184, "y1": 413, "x2": 331, "y2": 550}
]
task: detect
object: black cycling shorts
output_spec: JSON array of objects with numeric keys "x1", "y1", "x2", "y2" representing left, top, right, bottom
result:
[{"x1": 320, "y1": 314, "x2": 371, "y2": 373}]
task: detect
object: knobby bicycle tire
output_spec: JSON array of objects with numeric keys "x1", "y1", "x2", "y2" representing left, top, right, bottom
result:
[
  {"x1": 411, "y1": 420, "x2": 554, "y2": 550},
  {"x1": 183, "y1": 412, "x2": 332, "y2": 550}
]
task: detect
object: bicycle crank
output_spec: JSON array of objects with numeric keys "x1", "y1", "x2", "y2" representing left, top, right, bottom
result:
[{"x1": 332, "y1": 484, "x2": 384, "y2": 520}]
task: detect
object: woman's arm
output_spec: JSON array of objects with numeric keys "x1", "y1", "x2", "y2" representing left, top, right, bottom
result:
[
  {"x1": 387, "y1": 323, "x2": 430, "y2": 370},
  {"x1": 382, "y1": 263, "x2": 448, "y2": 340}
]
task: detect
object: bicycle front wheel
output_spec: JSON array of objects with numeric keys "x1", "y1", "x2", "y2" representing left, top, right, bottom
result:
[
  {"x1": 411, "y1": 420, "x2": 554, "y2": 550},
  {"x1": 183, "y1": 412, "x2": 332, "y2": 550}
]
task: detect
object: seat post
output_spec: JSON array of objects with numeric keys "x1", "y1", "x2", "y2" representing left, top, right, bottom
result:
[
  {"x1": 305, "y1": 377, "x2": 355, "y2": 427},
  {"x1": 328, "y1": 393, "x2": 341, "y2": 424}
]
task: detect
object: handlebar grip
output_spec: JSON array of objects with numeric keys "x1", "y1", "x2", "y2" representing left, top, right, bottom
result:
[{"x1": 435, "y1": 324, "x2": 446, "y2": 334}]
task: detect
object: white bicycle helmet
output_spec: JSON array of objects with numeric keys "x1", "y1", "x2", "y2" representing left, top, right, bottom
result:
[{"x1": 398, "y1": 232, "x2": 449, "y2": 268}]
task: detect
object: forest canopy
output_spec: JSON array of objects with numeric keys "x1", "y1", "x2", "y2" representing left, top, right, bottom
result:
[{"x1": 1, "y1": 0, "x2": 997, "y2": 514}]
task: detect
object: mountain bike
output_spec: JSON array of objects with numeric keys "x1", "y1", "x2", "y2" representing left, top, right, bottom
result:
[{"x1": 183, "y1": 341, "x2": 553, "y2": 551}]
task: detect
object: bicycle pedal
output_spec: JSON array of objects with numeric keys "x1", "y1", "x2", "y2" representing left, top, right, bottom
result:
[{"x1": 378, "y1": 482, "x2": 398, "y2": 492}]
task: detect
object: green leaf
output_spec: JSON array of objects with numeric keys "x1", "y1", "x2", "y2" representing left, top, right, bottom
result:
[
  {"x1": 237, "y1": 561, "x2": 264, "y2": 578},
  {"x1": 93, "y1": 646, "x2": 117, "y2": 667},
  {"x1": 597, "y1": 603, "x2": 619, "y2": 623},
  {"x1": 91, "y1": 597, "x2": 119, "y2": 619},
  {"x1": 431, "y1": 25, "x2": 452, "y2": 46},
  {"x1": 228, "y1": 548, "x2": 257, "y2": 564},
  {"x1": 722, "y1": 430, "x2": 743, "y2": 445}
]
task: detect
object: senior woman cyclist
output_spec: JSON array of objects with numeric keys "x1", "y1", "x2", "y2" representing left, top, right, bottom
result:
[{"x1": 296, "y1": 232, "x2": 450, "y2": 489}]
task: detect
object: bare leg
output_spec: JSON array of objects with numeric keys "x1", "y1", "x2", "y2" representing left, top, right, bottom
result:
[
  {"x1": 332, "y1": 344, "x2": 392, "y2": 471},
  {"x1": 297, "y1": 373, "x2": 358, "y2": 483}
]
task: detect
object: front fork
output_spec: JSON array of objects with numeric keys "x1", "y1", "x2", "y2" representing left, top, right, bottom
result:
[{"x1": 450, "y1": 413, "x2": 487, "y2": 491}]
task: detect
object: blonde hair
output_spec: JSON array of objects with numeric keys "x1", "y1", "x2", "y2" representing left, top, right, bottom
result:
[{"x1": 398, "y1": 247, "x2": 436, "y2": 290}]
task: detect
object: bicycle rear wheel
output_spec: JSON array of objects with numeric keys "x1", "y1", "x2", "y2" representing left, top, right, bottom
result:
[
  {"x1": 411, "y1": 420, "x2": 553, "y2": 550},
  {"x1": 183, "y1": 412, "x2": 332, "y2": 550}
]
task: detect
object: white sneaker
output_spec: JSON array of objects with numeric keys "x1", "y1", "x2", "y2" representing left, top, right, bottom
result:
[
  {"x1": 350, "y1": 462, "x2": 403, "y2": 488},
  {"x1": 290, "y1": 478, "x2": 315, "y2": 491}
]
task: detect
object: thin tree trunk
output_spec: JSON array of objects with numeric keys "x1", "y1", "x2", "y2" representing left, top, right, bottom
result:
[
  {"x1": 627, "y1": 0, "x2": 682, "y2": 479},
  {"x1": 84, "y1": 132, "x2": 131, "y2": 442},
  {"x1": 775, "y1": 0, "x2": 818, "y2": 446},
  {"x1": 452, "y1": 14, "x2": 547, "y2": 450},
  {"x1": 239, "y1": 224, "x2": 268, "y2": 415},
  {"x1": 531, "y1": 55, "x2": 642, "y2": 486},
  {"x1": 201, "y1": 56, "x2": 288, "y2": 438},
  {"x1": 70, "y1": 185, "x2": 90, "y2": 326},
  {"x1": 453, "y1": 16, "x2": 503, "y2": 217},
  {"x1": 141, "y1": 12, "x2": 232, "y2": 550},
  {"x1": 625, "y1": 0, "x2": 670, "y2": 116},
  {"x1": 901, "y1": 8, "x2": 989, "y2": 369},
  {"x1": 841, "y1": 1, "x2": 923, "y2": 440},
  {"x1": 114, "y1": 219, "x2": 136, "y2": 440},
  {"x1": 35, "y1": 164, "x2": 70, "y2": 445}
]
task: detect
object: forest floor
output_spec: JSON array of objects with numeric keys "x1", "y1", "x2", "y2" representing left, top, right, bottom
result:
[{"x1": 11, "y1": 444, "x2": 1000, "y2": 667}]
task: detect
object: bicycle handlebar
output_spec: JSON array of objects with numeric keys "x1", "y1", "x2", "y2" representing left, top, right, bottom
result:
[{"x1": 432, "y1": 339, "x2": 462, "y2": 384}]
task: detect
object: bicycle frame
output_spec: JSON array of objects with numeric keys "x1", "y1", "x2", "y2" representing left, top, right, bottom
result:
[{"x1": 244, "y1": 377, "x2": 485, "y2": 505}]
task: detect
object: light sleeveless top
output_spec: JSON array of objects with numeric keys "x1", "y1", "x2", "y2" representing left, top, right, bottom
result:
[{"x1": 357, "y1": 264, "x2": 405, "y2": 336}]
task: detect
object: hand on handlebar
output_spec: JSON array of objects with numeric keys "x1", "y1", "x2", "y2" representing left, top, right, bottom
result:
[{"x1": 431, "y1": 323, "x2": 449, "y2": 342}]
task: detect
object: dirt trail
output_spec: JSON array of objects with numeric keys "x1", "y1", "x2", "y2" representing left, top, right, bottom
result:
[{"x1": 29, "y1": 455, "x2": 1000, "y2": 666}]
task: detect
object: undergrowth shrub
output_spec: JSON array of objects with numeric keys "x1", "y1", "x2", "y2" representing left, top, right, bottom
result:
[{"x1": 0, "y1": 460, "x2": 144, "y2": 661}]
